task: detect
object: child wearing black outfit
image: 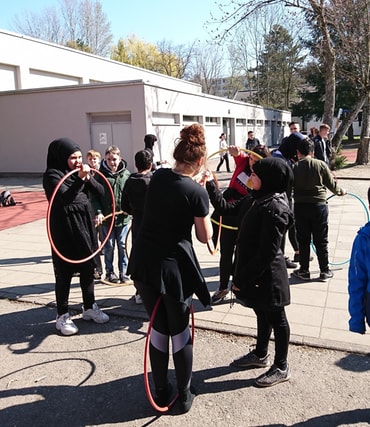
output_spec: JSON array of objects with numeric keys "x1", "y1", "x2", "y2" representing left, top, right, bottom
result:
[{"x1": 43, "y1": 138, "x2": 109, "y2": 336}]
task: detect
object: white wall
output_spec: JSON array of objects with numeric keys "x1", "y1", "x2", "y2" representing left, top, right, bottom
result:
[
  {"x1": 0, "y1": 30, "x2": 201, "y2": 94},
  {"x1": 0, "y1": 29, "x2": 291, "y2": 174},
  {"x1": 0, "y1": 81, "x2": 291, "y2": 173}
]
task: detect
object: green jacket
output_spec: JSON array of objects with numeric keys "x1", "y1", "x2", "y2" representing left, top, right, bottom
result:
[
  {"x1": 91, "y1": 159, "x2": 131, "y2": 227},
  {"x1": 293, "y1": 156, "x2": 344, "y2": 204}
]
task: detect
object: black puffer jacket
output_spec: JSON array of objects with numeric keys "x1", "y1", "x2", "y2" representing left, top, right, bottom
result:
[{"x1": 233, "y1": 192, "x2": 293, "y2": 309}]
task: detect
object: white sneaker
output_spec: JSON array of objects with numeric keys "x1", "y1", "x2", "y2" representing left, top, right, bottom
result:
[
  {"x1": 135, "y1": 294, "x2": 143, "y2": 304},
  {"x1": 56, "y1": 313, "x2": 78, "y2": 336},
  {"x1": 82, "y1": 303, "x2": 109, "y2": 323}
]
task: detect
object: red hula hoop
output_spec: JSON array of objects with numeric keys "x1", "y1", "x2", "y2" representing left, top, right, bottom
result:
[
  {"x1": 46, "y1": 168, "x2": 116, "y2": 264},
  {"x1": 144, "y1": 296, "x2": 195, "y2": 412}
]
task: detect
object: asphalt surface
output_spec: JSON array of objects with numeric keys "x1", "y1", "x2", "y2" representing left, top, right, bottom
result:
[
  {"x1": 1, "y1": 161, "x2": 370, "y2": 426},
  {"x1": 1, "y1": 298, "x2": 370, "y2": 427}
]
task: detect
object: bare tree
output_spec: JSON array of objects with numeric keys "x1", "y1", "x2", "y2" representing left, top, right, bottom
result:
[
  {"x1": 13, "y1": 7, "x2": 65, "y2": 44},
  {"x1": 77, "y1": 0, "x2": 112, "y2": 57},
  {"x1": 327, "y1": 0, "x2": 370, "y2": 159},
  {"x1": 226, "y1": 3, "x2": 304, "y2": 104},
  {"x1": 12, "y1": 0, "x2": 112, "y2": 57},
  {"x1": 209, "y1": 0, "x2": 370, "y2": 152},
  {"x1": 155, "y1": 40, "x2": 197, "y2": 79},
  {"x1": 190, "y1": 43, "x2": 227, "y2": 96}
]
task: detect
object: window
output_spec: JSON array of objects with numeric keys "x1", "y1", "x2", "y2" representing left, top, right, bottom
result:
[
  {"x1": 205, "y1": 116, "x2": 220, "y2": 124},
  {"x1": 183, "y1": 115, "x2": 202, "y2": 123},
  {"x1": 152, "y1": 112, "x2": 179, "y2": 125}
]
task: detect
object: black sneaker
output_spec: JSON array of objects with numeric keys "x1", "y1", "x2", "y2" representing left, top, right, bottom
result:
[
  {"x1": 285, "y1": 257, "x2": 297, "y2": 269},
  {"x1": 292, "y1": 268, "x2": 311, "y2": 281},
  {"x1": 230, "y1": 350, "x2": 270, "y2": 369},
  {"x1": 319, "y1": 270, "x2": 334, "y2": 282},
  {"x1": 255, "y1": 364, "x2": 291, "y2": 387},
  {"x1": 211, "y1": 289, "x2": 229, "y2": 304},
  {"x1": 105, "y1": 272, "x2": 120, "y2": 284}
]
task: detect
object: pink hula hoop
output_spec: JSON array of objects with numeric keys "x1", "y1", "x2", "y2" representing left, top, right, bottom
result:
[
  {"x1": 144, "y1": 296, "x2": 195, "y2": 412},
  {"x1": 46, "y1": 168, "x2": 116, "y2": 264}
]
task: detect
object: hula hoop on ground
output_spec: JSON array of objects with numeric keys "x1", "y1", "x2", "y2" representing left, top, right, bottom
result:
[
  {"x1": 144, "y1": 296, "x2": 195, "y2": 412},
  {"x1": 207, "y1": 215, "x2": 222, "y2": 255},
  {"x1": 46, "y1": 168, "x2": 116, "y2": 264},
  {"x1": 207, "y1": 147, "x2": 263, "y2": 161},
  {"x1": 310, "y1": 192, "x2": 370, "y2": 266}
]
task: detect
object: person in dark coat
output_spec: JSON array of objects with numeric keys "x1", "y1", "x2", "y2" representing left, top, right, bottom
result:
[
  {"x1": 144, "y1": 133, "x2": 167, "y2": 170},
  {"x1": 43, "y1": 138, "x2": 109, "y2": 336},
  {"x1": 206, "y1": 157, "x2": 294, "y2": 387}
]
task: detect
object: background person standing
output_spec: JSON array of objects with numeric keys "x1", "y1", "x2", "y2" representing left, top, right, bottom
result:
[
  {"x1": 313, "y1": 123, "x2": 333, "y2": 167},
  {"x1": 245, "y1": 131, "x2": 260, "y2": 150},
  {"x1": 216, "y1": 133, "x2": 230, "y2": 172}
]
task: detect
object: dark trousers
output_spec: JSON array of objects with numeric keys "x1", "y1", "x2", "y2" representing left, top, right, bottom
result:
[
  {"x1": 216, "y1": 154, "x2": 230, "y2": 172},
  {"x1": 254, "y1": 307, "x2": 290, "y2": 370},
  {"x1": 54, "y1": 261, "x2": 95, "y2": 315},
  {"x1": 294, "y1": 203, "x2": 329, "y2": 272},
  {"x1": 135, "y1": 281, "x2": 193, "y2": 393}
]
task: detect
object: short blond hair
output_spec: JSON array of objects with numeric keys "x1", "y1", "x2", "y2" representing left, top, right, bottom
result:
[
  {"x1": 105, "y1": 145, "x2": 121, "y2": 157},
  {"x1": 86, "y1": 149, "x2": 101, "y2": 159}
]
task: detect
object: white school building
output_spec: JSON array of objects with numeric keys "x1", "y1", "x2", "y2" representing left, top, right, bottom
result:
[{"x1": 0, "y1": 30, "x2": 291, "y2": 174}]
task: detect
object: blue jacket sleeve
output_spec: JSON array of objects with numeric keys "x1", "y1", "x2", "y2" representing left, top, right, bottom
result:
[{"x1": 348, "y1": 233, "x2": 369, "y2": 334}]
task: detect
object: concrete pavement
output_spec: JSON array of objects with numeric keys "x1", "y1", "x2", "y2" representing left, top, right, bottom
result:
[{"x1": 1, "y1": 164, "x2": 370, "y2": 354}]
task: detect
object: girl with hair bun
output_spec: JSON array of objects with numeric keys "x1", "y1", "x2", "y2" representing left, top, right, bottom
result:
[{"x1": 128, "y1": 123, "x2": 213, "y2": 414}]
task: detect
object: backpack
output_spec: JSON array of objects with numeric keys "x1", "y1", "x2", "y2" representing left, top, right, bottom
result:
[{"x1": 0, "y1": 190, "x2": 16, "y2": 207}]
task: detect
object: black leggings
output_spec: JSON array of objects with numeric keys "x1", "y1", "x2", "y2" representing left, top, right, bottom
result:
[
  {"x1": 54, "y1": 261, "x2": 95, "y2": 315},
  {"x1": 216, "y1": 154, "x2": 230, "y2": 172},
  {"x1": 253, "y1": 307, "x2": 290, "y2": 370},
  {"x1": 135, "y1": 281, "x2": 192, "y2": 393}
]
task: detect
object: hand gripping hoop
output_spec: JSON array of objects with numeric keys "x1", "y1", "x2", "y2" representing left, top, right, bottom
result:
[
  {"x1": 144, "y1": 296, "x2": 195, "y2": 412},
  {"x1": 46, "y1": 168, "x2": 116, "y2": 264},
  {"x1": 206, "y1": 148, "x2": 262, "y2": 254}
]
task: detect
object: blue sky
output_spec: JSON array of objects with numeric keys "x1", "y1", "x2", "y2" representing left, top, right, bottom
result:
[{"x1": 0, "y1": 0, "x2": 221, "y2": 45}]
